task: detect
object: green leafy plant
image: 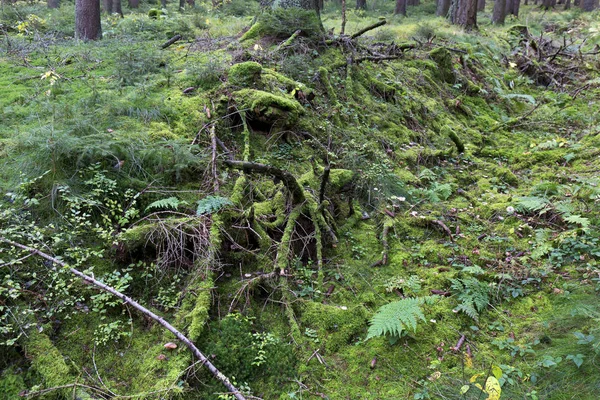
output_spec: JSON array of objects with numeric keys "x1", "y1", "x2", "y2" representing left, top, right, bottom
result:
[
  {"x1": 196, "y1": 196, "x2": 233, "y2": 216},
  {"x1": 450, "y1": 277, "x2": 490, "y2": 321},
  {"x1": 145, "y1": 197, "x2": 185, "y2": 212},
  {"x1": 366, "y1": 296, "x2": 437, "y2": 340}
]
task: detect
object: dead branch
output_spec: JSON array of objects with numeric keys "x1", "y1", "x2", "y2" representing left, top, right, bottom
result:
[
  {"x1": 371, "y1": 220, "x2": 391, "y2": 267},
  {"x1": 161, "y1": 34, "x2": 182, "y2": 49},
  {"x1": 318, "y1": 166, "x2": 330, "y2": 204},
  {"x1": 224, "y1": 160, "x2": 305, "y2": 204},
  {"x1": 351, "y1": 20, "x2": 387, "y2": 40},
  {"x1": 0, "y1": 237, "x2": 246, "y2": 400}
]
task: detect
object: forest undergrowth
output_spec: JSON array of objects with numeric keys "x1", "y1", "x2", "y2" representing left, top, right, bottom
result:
[{"x1": 1, "y1": 1, "x2": 600, "y2": 399}]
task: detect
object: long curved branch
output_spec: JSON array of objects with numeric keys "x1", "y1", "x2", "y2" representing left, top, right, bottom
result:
[{"x1": 0, "y1": 237, "x2": 246, "y2": 400}]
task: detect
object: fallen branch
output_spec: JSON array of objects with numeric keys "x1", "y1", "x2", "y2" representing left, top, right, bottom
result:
[
  {"x1": 319, "y1": 166, "x2": 330, "y2": 204},
  {"x1": 161, "y1": 34, "x2": 182, "y2": 49},
  {"x1": 351, "y1": 20, "x2": 387, "y2": 40},
  {"x1": 224, "y1": 160, "x2": 305, "y2": 204},
  {"x1": 0, "y1": 238, "x2": 246, "y2": 400}
]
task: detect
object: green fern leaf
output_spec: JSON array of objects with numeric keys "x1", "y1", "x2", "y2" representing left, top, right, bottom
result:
[
  {"x1": 450, "y1": 278, "x2": 490, "y2": 321},
  {"x1": 196, "y1": 196, "x2": 233, "y2": 216},
  {"x1": 366, "y1": 296, "x2": 437, "y2": 340},
  {"x1": 564, "y1": 214, "x2": 590, "y2": 230},
  {"x1": 514, "y1": 196, "x2": 550, "y2": 214},
  {"x1": 145, "y1": 197, "x2": 183, "y2": 212}
]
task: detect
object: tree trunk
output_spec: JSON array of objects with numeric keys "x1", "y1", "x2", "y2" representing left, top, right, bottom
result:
[
  {"x1": 507, "y1": 0, "x2": 520, "y2": 15},
  {"x1": 187, "y1": 0, "x2": 195, "y2": 6},
  {"x1": 581, "y1": 0, "x2": 598, "y2": 10},
  {"x1": 436, "y1": 0, "x2": 452, "y2": 16},
  {"x1": 161, "y1": 0, "x2": 167, "y2": 8},
  {"x1": 491, "y1": 0, "x2": 506, "y2": 23},
  {"x1": 128, "y1": 0, "x2": 139, "y2": 7},
  {"x1": 395, "y1": 0, "x2": 407, "y2": 14},
  {"x1": 407, "y1": 0, "x2": 419, "y2": 5},
  {"x1": 574, "y1": 0, "x2": 580, "y2": 5},
  {"x1": 102, "y1": 0, "x2": 112, "y2": 13},
  {"x1": 564, "y1": 0, "x2": 570, "y2": 8},
  {"x1": 47, "y1": 0, "x2": 60, "y2": 8},
  {"x1": 356, "y1": 0, "x2": 366, "y2": 9},
  {"x1": 179, "y1": 0, "x2": 185, "y2": 9},
  {"x1": 477, "y1": 0, "x2": 485, "y2": 11},
  {"x1": 112, "y1": 0, "x2": 123, "y2": 16},
  {"x1": 449, "y1": 0, "x2": 477, "y2": 29},
  {"x1": 76, "y1": 0, "x2": 102, "y2": 40}
]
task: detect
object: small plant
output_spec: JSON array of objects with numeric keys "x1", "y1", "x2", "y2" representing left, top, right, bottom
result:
[
  {"x1": 450, "y1": 277, "x2": 490, "y2": 321},
  {"x1": 366, "y1": 296, "x2": 438, "y2": 341}
]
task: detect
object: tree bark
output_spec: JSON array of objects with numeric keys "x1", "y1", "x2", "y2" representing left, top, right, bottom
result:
[
  {"x1": 187, "y1": 0, "x2": 195, "y2": 6},
  {"x1": 449, "y1": 0, "x2": 477, "y2": 29},
  {"x1": 477, "y1": 0, "x2": 485, "y2": 11},
  {"x1": 436, "y1": 0, "x2": 452, "y2": 16},
  {"x1": 542, "y1": 0, "x2": 556, "y2": 8},
  {"x1": 0, "y1": 238, "x2": 247, "y2": 400},
  {"x1": 356, "y1": 0, "x2": 366, "y2": 9},
  {"x1": 112, "y1": 0, "x2": 123, "y2": 16},
  {"x1": 161, "y1": 0, "x2": 167, "y2": 8},
  {"x1": 102, "y1": 0, "x2": 112, "y2": 13},
  {"x1": 507, "y1": 0, "x2": 520, "y2": 15},
  {"x1": 407, "y1": 0, "x2": 419, "y2": 5},
  {"x1": 581, "y1": 0, "x2": 598, "y2": 10},
  {"x1": 179, "y1": 0, "x2": 185, "y2": 9},
  {"x1": 395, "y1": 0, "x2": 407, "y2": 14},
  {"x1": 491, "y1": 0, "x2": 507, "y2": 24},
  {"x1": 76, "y1": 0, "x2": 102, "y2": 40},
  {"x1": 48, "y1": 0, "x2": 60, "y2": 8},
  {"x1": 128, "y1": 0, "x2": 139, "y2": 7}
]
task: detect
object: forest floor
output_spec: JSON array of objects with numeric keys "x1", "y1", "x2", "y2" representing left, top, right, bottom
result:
[{"x1": 1, "y1": 1, "x2": 600, "y2": 399}]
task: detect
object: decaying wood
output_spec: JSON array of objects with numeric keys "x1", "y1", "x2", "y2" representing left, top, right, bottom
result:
[
  {"x1": 0, "y1": 237, "x2": 247, "y2": 400},
  {"x1": 351, "y1": 19, "x2": 387, "y2": 39},
  {"x1": 224, "y1": 160, "x2": 306, "y2": 204},
  {"x1": 161, "y1": 34, "x2": 182, "y2": 49}
]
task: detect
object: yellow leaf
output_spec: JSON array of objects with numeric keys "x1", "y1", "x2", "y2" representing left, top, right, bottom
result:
[
  {"x1": 460, "y1": 385, "x2": 470, "y2": 394},
  {"x1": 509, "y1": 62, "x2": 517, "y2": 68},
  {"x1": 492, "y1": 365, "x2": 503, "y2": 380},
  {"x1": 470, "y1": 373, "x2": 484, "y2": 383},
  {"x1": 485, "y1": 376, "x2": 501, "y2": 400}
]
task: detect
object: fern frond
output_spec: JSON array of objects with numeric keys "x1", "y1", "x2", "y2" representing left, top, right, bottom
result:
[
  {"x1": 145, "y1": 197, "x2": 183, "y2": 212},
  {"x1": 450, "y1": 278, "x2": 490, "y2": 321},
  {"x1": 366, "y1": 296, "x2": 437, "y2": 340},
  {"x1": 196, "y1": 196, "x2": 233, "y2": 216},
  {"x1": 514, "y1": 196, "x2": 550, "y2": 214}
]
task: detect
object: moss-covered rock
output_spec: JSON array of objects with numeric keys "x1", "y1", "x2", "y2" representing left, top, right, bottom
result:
[
  {"x1": 429, "y1": 47, "x2": 456, "y2": 84},
  {"x1": 228, "y1": 61, "x2": 263, "y2": 88},
  {"x1": 234, "y1": 88, "x2": 304, "y2": 127}
]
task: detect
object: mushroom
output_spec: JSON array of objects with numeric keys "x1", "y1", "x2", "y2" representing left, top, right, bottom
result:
[
  {"x1": 157, "y1": 354, "x2": 167, "y2": 361},
  {"x1": 163, "y1": 342, "x2": 177, "y2": 350}
]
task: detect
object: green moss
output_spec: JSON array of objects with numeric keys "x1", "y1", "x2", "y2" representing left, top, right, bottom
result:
[
  {"x1": 429, "y1": 47, "x2": 455, "y2": 84},
  {"x1": 0, "y1": 367, "x2": 25, "y2": 399},
  {"x1": 234, "y1": 89, "x2": 304, "y2": 126},
  {"x1": 177, "y1": 273, "x2": 213, "y2": 341},
  {"x1": 25, "y1": 331, "x2": 92, "y2": 399},
  {"x1": 240, "y1": 22, "x2": 264, "y2": 41},
  {"x1": 300, "y1": 301, "x2": 369, "y2": 353},
  {"x1": 228, "y1": 61, "x2": 263, "y2": 87}
]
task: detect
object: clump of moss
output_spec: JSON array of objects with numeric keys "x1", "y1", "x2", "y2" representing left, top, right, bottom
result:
[
  {"x1": 229, "y1": 61, "x2": 263, "y2": 88},
  {"x1": 234, "y1": 89, "x2": 304, "y2": 126},
  {"x1": 429, "y1": 47, "x2": 456, "y2": 84},
  {"x1": 300, "y1": 302, "x2": 369, "y2": 353}
]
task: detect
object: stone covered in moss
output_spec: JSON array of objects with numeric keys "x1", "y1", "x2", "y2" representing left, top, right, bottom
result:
[
  {"x1": 234, "y1": 88, "x2": 304, "y2": 127},
  {"x1": 228, "y1": 61, "x2": 263, "y2": 88}
]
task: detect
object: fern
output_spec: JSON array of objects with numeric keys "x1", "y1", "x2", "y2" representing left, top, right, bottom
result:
[
  {"x1": 196, "y1": 196, "x2": 233, "y2": 216},
  {"x1": 450, "y1": 278, "x2": 490, "y2": 321},
  {"x1": 145, "y1": 197, "x2": 184, "y2": 212},
  {"x1": 514, "y1": 196, "x2": 551, "y2": 214},
  {"x1": 366, "y1": 296, "x2": 437, "y2": 340}
]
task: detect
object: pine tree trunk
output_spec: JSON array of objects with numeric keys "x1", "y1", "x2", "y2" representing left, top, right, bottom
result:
[
  {"x1": 187, "y1": 0, "x2": 195, "y2": 6},
  {"x1": 450, "y1": 0, "x2": 477, "y2": 29},
  {"x1": 103, "y1": 0, "x2": 112, "y2": 13},
  {"x1": 581, "y1": 0, "x2": 597, "y2": 10},
  {"x1": 491, "y1": 0, "x2": 506, "y2": 23},
  {"x1": 179, "y1": 0, "x2": 185, "y2": 9},
  {"x1": 48, "y1": 0, "x2": 60, "y2": 8},
  {"x1": 477, "y1": 0, "x2": 485, "y2": 11},
  {"x1": 76, "y1": 0, "x2": 102, "y2": 40},
  {"x1": 112, "y1": 0, "x2": 123, "y2": 16},
  {"x1": 356, "y1": 0, "x2": 367, "y2": 9},
  {"x1": 507, "y1": 0, "x2": 520, "y2": 15},
  {"x1": 407, "y1": 0, "x2": 419, "y2": 6},
  {"x1": 128, "y1": 0, "x2": 139, "y2": 8},
  {"x1": 395, "y1": 0, "x2": 407, "y2": 14},
  {"x1": 436, "y1": 0, "x2": 452, "y2": 16},
  {"x1": 161, "y1": 0, "x2": 167, "y2": 8},
  {"x1": 564, "y1": 0, "x2": 571, "y2": 8},
  {"x1": 277, "y1": 0, "x2": 320, "y2": 10}
]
